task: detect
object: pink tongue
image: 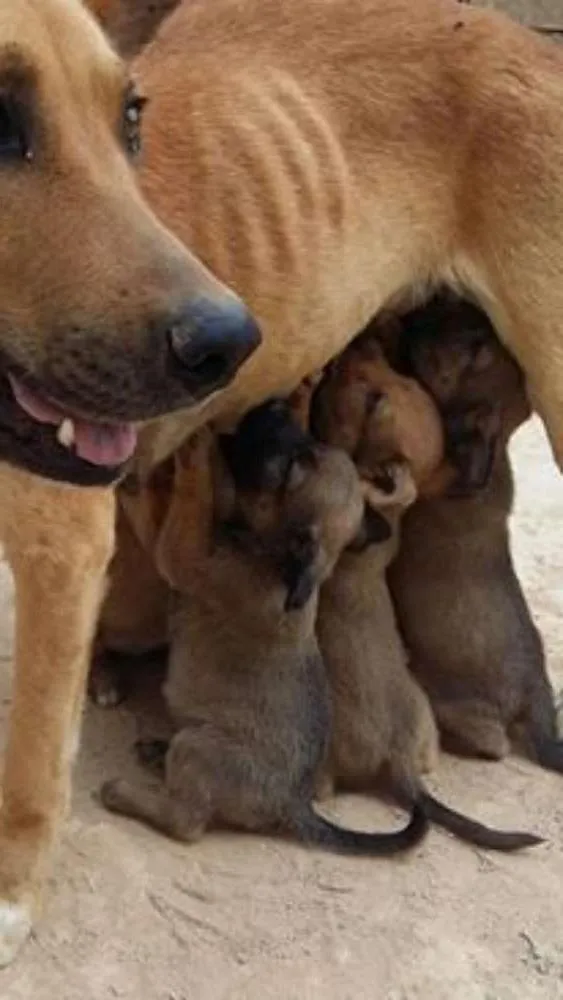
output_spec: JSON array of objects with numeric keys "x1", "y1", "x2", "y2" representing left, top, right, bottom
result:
[{"x1": 8, "y1": 375, "x2": 138, "y2": 467}]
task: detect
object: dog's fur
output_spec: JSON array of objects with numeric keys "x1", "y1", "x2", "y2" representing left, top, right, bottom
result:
[
  {"x1": 389, "y1": 297, "x2": 563, "y2": 771},
  {"x1": 317, "y1": 482, "x2": 541, "y2": 851},
  {"x1": 5, "y1": 0, "x2": 563, "y2": 963},
  {"x1": 102, "y1": 410, "x2": 427, "y2": 854}
]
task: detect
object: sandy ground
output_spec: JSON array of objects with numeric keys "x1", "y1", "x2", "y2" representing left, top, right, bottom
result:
[{"x1": 0, "y1": 415, "x2": 559, "y2": 999}]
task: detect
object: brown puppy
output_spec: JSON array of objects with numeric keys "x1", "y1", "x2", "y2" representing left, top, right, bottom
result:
[
  {"x1": 312, "y1": 327, "x2": 447, "y2": 496},
  {"x1": 397, "y1": 290, "x2": 530, "y2": 493},
  {"x1": 389, "y1": 295, "x2": 563, "y2": 771},
  {"x1": 102, "y1": 406, "x2": 428, "y2": 854},
  {"x1": 317, "y1": 468, "x2": 541, "y2": 851}
]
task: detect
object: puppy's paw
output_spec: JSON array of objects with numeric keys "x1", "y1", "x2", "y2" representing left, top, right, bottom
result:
[
  {"x1": 0, "y1": 900, "x2": 33, "y2": 968},
  {"x1": 88, "y1": 655, "x2": 126, "y2": 708},
  {"x1": 100, "y1": 779, "x2": 129, "y2": 813}
]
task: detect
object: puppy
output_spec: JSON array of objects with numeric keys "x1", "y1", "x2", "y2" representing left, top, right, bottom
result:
[
  {"x1": 398, "y1": 290, "x2": 530, "y2": 493},
  {"x1": 102, "y1": 408, "x2": 427, "y2": 855},
  {"x1": 317, "y1": 465, "x2": 541, "y2": 850},
  {"x1": 311, "y1": 329, "x2": 447, "y2": 496},
  {"x1": 389, "y1": 294, "x2": 563, "y2": 772}
]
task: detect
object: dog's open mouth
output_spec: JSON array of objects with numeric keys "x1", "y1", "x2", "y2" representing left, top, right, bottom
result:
[
  {"x1": 0, "y1": 372, "x2": 141, "y2": 486},
  {"x1": 8, "y1": 375, "x2": 138, "y2": 468}
]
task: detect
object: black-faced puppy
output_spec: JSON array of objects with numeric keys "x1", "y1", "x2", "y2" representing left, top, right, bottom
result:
[
  {"x1": 398, "y1": 290, "x2": 530, "y2": 494},
  {"x1": 102, "y1": 411, "x2": 427, "y2": 854},
  {"x1": 317, "y1": 464, "x2": 541, "y2": 850},
  {"x1": 390, "y1": 294, "x2": 563, "y2": 773}
]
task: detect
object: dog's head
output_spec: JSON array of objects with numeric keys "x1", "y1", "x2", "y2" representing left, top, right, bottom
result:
[
  {"x1": 0, "y1": 0, "x2": 260, "y2": 485},
  {"x1": 220, "y1": 398, "x2": 365, "y2": 609}
]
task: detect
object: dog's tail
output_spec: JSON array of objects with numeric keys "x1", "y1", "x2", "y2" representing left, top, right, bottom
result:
[
  {"x1": 288, "y1": 801, "x2": 428, "y2": 856},
  {"x1": 420, "y1": 790, "x2": 543, "y2": 851}
]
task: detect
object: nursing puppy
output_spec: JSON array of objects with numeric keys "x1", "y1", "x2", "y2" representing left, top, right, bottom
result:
[
  {"x1": 102, "y1": 408, "x2": 427, "y2": 854},
  {"x1": 390, "y1": 295, "x2": 563, "y2": 772},
  {"x1": 317, "y1": 467, "x2": 541, "y2": 850},
  {"x1": 312, "y1": 325, "x2": 448, "y2": 495},
  {"x1": 312, "y1": 336, "x2": 539, "y2": 848}
]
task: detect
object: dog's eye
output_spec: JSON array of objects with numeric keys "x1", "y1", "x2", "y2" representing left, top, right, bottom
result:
[
  {"x1": 122, "y1": 90, "x2": 147, "y2": 158},
  {"x1": 0, "y1": 95, "x2": 31, "y2": 162}
]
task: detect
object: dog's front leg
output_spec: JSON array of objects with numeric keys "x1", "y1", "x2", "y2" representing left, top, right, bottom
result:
[{"x1": 0, "y1": 468, "x2": 115, "y2": 966}]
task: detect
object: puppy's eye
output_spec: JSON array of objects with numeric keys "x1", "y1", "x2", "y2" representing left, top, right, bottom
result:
[
  {"x1": 0, "y1": 95, "x2": 31, "y2": 162},
  {"x1": 122, "y1": 90, "x2": 147, "y2": 158}
]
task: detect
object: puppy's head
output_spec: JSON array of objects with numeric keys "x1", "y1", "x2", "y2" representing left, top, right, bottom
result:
[
  {"x1": 399, "y1": 292, "x2": 526, "y2": 413},
  {"x1": 313, "y1": 334, "x2": 445, "y2": 492},
  {"x1": 220, "y1": 399, "x2": 365, "y2": 609},
  {"x1": 0, "y1": 0, "x2": 259, "y2": 486}
]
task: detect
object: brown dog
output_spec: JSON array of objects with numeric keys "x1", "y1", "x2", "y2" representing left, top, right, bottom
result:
[
  {"x1": 0, "y1": 0, "x2": 263, "y2": 966},
  {"x1": 389, "y1": 295, "x2": 563, "y2": 771},
  {"x1": 317, "y1": 471, "x2": 542, "y2": 851},
  {"x1": 102, "y1": 407, "x2": 427, "y2": 854}
]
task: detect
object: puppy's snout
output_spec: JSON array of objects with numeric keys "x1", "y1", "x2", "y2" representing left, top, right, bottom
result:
[{"x1": 166, "y1": 298, "x2": 262, "y2": 395}]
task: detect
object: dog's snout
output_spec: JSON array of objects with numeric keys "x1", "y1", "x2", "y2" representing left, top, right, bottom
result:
[{"x1": 166, "y1": 298, "x2": 261, "y2": 394}]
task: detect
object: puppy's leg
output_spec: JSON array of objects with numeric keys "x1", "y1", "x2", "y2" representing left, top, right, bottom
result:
[
  {"x1": 102, "y1": 730, "x2": 213, "y2": 841},
  {"x1": 0, "y1": 470, "x2": 114, "y2": 966},
  {"x1": 434, "y1": 699, "x2": 510, "y2": 760},
  {"x1": 101, "y1": 779, "x2": 208, "y2": 842},
  {"x1": 155, "y1": 429, "x2": 215, "y2": 590}
]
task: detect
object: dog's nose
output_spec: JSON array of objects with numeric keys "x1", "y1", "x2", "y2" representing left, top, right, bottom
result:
[{"x1": 166, "y1": 298, "x2": 261, "y2": 394}]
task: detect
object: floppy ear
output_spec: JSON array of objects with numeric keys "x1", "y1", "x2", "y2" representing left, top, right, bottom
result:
[
  {"x1": 445, "y1": 404, "x2": 501, "y2": 496},
  {"x1": 348, "y1": 506, "x2": 392, "y2": 552}
]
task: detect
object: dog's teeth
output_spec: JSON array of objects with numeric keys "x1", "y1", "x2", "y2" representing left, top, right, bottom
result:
[{"x1": 57, "y1": 418, "x2": 75, "y2": 449}]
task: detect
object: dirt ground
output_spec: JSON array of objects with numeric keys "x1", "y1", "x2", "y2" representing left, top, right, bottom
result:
[{"x1": 0, "y1": 415, "x2": 559, "y2": 1000}]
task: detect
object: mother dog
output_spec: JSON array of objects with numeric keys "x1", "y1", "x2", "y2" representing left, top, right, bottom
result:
[{"x1": 0, "y1": 0, "x2": 562, "y2": 966}]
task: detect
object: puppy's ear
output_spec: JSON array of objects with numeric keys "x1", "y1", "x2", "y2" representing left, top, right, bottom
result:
[
  {"x1": 281, "y1": 525, "x2": 319, "y2": 611},
  {"x1": 348, "y1": 506, "x2": 392, "y2": 552},
  {"x1": 446, "y1": 404, "x2": 501, "y2": 495}
]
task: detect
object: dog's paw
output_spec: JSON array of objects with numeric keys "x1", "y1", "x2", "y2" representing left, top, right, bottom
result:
[{"x1": 0, "y1": 900, "x2": 33, "y2": 968}]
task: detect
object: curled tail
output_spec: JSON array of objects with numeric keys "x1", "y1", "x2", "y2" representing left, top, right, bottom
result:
[
  {"x1": 421, "y1": 790, "x2": 543, "y2": 852},
  {"x1": 288, "y1": 801, "x2": 428, "y2": 856}
]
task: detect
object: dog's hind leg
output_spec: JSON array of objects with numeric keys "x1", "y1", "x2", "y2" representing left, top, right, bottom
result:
[{"x1": 0, "y1": 469, "x2": 114, "y2": 967}]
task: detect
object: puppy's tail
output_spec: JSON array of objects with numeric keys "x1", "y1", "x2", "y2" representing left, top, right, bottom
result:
[
  {"x1": 420, "y1": 790, "x2": 543, "y2": 852},
  {"x1": 288, "y1": 801, "x2": 428, "y2": 856}
]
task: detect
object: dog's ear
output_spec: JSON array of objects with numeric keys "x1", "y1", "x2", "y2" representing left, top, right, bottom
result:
[
  {"x1": 281, "y1": 524, "x2": 319, "y2": 611},
  {"x1": 445, "y1": 404, "x2": 501, "y2": 496},
  {"x1": 348, "y1": 506, "x2": 392, "y2": 552}
]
